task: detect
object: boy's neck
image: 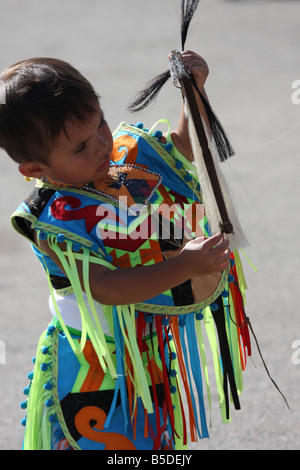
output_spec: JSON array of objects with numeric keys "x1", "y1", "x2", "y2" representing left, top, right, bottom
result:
[{"x1": 40, "y1": 175, "x2": 83, "y2": 189}]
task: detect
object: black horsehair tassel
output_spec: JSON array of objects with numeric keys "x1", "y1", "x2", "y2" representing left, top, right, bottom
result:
[
  {"x1": 128, "y1": 0, "x2": 234, "y2": 162},
  {"x1": 180, "y1": 0, "x2": 201, "y2": 51},
  {"x1": 212, "y1": 296, "x2": 240, "y2": 420}
]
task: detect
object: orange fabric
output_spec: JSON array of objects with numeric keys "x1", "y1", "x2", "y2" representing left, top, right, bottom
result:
[
  {"x1": 109, "y1": 249, "x2": 132, "y2": 268},
  {"x1": 146, "y1": 356, "x2": 164, "y2": 385},
  {"x1": 139, "y1": 239, "x2": 164, "y2": 265},
  {"x1": 157, "y1": 185, "x2": 177, "y2": 210},
  {"x1": 111, "y1": 135, "x2": 139, "y2": 164},
  {"x1": 170, "y1": 317, "x2": 196, "y2": 442},
  {"x1": 74, "y1": 406, "x2": 137, "y2": 450},
  {"x1": 79, "y1": 341, "x2": 105, "y2": 393}
]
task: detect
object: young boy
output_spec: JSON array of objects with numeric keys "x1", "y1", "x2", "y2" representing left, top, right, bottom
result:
[{"x1": 0, "y1": 52, "x2": 250, "y2": 450}]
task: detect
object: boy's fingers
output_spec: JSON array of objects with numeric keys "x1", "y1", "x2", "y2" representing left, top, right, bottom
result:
[
  {"x1": 216, "y1": 249, "x2": 231, "y2": 264},
  {"x1": 218, "y1": 261, "x2": 230, "y2": 271},
  {"x1": 203, "y1": 233, "x2": 223, "y2": 249},
  {"x1": 215, "y1": 237, "x2": 230, "y2": 252},
  {"x1": 204, "y1": 234, "x2": 230, "y2": 255}
]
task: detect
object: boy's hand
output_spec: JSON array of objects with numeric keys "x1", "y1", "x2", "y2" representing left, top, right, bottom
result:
[
  {"x1": 169, "y1": 50, "x2": 210, "y2": 161},
  {"x1": 180, "y1": 50, "x2": 209, "y2": 90},
  {"x1": 179, "y1": 233, "x2": 231, "y2": 277}
]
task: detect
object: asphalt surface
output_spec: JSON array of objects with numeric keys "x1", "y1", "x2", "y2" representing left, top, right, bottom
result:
[{"x1": 0, "y1": 0, "x2": 299, "y2": 450}]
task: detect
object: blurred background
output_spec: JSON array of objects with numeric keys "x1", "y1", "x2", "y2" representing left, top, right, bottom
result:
[{"x1": 0, "y1": 0, "x2": 299, "y2": 450}]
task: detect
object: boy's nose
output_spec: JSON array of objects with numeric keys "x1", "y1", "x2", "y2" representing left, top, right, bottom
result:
[{"x1": 95, "y1": 133, "x2": 109, "y2": 152}]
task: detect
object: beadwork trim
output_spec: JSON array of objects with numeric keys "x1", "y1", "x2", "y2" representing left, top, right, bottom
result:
[
  {"x1": 135, "y1": 268, "x2": 229, "y2": 315},
  {"x1": 80, "y1": 164, "x2": 163, "y2": 216},
  {"x1": 51, "y1": 327, "x2": 82, "y2": 450}
]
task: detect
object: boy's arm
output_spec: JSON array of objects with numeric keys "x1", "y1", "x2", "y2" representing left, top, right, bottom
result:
[
  {"x1": 37, "y1": 233, "x2": 230, "y2": 306},
  {"x1": 170, "y1": 50, "x2": 211, "y2": 162}
]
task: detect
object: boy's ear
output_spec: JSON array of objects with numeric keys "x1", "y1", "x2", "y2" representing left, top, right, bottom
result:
[{"x1": 18, "y1": 161, "x2": 47, "y2": 179}]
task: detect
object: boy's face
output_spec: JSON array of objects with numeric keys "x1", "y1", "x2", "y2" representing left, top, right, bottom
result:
[{"x1": 42, "y1": 101, "x2": 113, "y2": 186}]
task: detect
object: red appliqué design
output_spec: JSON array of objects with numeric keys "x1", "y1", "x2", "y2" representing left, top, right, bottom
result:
[{"x1": 50, "y1": 196, "x2": 121, "y2": 234}]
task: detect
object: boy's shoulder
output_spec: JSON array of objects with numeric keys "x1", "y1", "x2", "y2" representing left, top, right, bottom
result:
[
  {"x1": 10, "y1": 184, "x2": 56, "y2": 243},
  {"x1": 23, "y1": 185, "x2": 57, "y2": 218},
  {"x1": 11, "y1": 182, "x2": 110, "y2": 253}
]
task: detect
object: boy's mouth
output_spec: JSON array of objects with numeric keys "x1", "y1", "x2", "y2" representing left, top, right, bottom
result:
[{"x1": 97, "y1": 154, "x2": 110, "y2": 172}]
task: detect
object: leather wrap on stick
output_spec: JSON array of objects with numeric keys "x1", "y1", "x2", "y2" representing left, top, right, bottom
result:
[{"x1": 180, "y1": 71, "x2": 234, "y2": 235}]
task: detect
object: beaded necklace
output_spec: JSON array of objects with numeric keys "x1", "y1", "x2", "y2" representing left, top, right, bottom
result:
[
  {"x1": 81, "y1": 163, "x2": 162, "y2": 216},
  {"x1": 40, "y1": 175, "x2": 84, "y2": 189}
]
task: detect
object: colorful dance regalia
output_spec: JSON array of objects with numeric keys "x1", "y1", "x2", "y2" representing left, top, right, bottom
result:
[{"x1": 12, "y1": 121, "x2": 251, "y2": 450}]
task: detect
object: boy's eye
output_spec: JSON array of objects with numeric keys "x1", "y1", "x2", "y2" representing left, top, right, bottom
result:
[
  {"x1": 75, "y1": 142, "x2": 87, "y2": 154},
  {"x1": 74, "y1": 116, "x2": 106, "y2": 154},
  {"x1": 98, "y1": 118, "x2": 106, "y2": 129}
]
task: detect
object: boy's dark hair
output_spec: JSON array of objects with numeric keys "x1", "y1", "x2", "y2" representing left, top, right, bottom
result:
[{"x1": 0, "y1": 57, "x2": 99, "y2": 163}]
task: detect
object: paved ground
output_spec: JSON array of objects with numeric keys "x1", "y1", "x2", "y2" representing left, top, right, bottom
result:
[{"x1": 0, "y1": 0, "x2": 299, "y2": 450}]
